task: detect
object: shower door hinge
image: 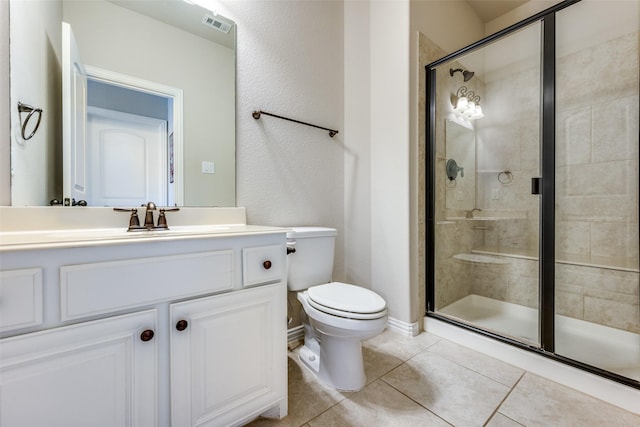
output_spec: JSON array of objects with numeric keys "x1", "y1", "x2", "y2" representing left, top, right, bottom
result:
[{"x1": 531, "y1": 177, "x2": 542, "y2": 195}]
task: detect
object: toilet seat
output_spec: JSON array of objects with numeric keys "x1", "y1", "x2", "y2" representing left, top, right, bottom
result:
[{"x1": 307, "y1": 282, "x2": 387, "y2": 320}]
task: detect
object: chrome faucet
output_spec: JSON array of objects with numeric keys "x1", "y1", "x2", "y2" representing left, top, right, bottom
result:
[{"x1": 465, "y1": 208, "x2": 482, "y2": 218}]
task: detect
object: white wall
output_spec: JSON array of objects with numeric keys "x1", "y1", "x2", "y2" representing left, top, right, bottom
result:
[
  {"x1": 369, "y1": 0, "x2": 412, "y2": 324},
  {"x1": 485, "y1": 0, "x2": 561, "y2": 35},
  {"x1": 9, "y1": 0, "x2": 62, "y2": 206},
  {"x1": 344, "y1": 1, "x2": 372, "y2": 288},
  {"x1": 0, "y1": 0, "x2": 9, "y2": 205},
  {"x1": 216, "y1": 0, "x2": 346, "y2": 279}
]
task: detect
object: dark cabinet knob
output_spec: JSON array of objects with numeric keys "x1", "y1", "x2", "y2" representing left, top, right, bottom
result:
[
  {"x1": 140, "y1": 329, "x2": 155, "y2": 342},
  {"x1": 263, "y1": 260, "x2": 272, "y2": 270},
  {"x1": 176, "y1": 320, "x2": 189, "y2": 331}
]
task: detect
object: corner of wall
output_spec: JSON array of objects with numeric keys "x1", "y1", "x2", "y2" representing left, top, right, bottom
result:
[
  {"x1": 484, "y1": 0, "x2": 563, "y2": 35},
  {"x1": 1, "y1": 0, "x2": 10, "y2": 205}
]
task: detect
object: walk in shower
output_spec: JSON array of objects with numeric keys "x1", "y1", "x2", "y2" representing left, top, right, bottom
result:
[{"x1": 425, "y1": 0, "x2": 639, "y2": 387}]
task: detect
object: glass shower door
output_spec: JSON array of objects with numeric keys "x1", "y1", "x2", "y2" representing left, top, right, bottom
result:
[
  {"x1": 554, "y1": 0, "x2": 640, "y2": 381},
  {"x1": 432, "y1": 22, "x2": 543, "y2": 346}
]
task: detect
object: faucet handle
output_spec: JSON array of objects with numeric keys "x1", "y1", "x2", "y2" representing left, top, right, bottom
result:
[
  {"x1": 156, "y1": 207, "x2": 180, "y2": 229},
  {"x1": 113, "y1": 208, "x2": 142, "y2": 230}
]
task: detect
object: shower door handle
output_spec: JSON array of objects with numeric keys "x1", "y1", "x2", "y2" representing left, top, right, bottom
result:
[{"x1": 531, "y1": 177, "x2": 542, "y2": 195}]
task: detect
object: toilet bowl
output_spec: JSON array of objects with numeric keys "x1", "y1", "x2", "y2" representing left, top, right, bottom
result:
[
  {"x1": 287, "y1": 227, "x2": 388, "y2": 391},
  {"x1": 297, "y1": 282, "x2": 388, "y2": 391}
]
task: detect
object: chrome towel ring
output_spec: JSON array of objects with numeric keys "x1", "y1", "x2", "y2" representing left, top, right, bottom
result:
[{"x1": 17, "y1": 102, "x2": 43, "y2": 141}]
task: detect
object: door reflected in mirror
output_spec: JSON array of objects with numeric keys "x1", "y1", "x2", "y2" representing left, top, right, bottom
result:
[{"x1": 9, "y1": 0, "x2": 236, "y2": 207}]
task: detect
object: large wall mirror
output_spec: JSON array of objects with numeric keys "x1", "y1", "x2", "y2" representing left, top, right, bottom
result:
[{"x1": 8, "y1": 0, "x2": 236, "y2": 207}]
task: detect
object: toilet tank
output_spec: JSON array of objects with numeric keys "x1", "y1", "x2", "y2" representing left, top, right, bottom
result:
[{"x1": 286, "y1": 227, "x2": 337, "y2": 291}]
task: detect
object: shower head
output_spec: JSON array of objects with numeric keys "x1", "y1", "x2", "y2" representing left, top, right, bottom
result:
[{"x1": 449, "y1": 68, "x2": 475, "y2": 82}]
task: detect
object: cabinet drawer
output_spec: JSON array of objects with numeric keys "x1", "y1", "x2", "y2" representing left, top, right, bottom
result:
[
  {"x1": 61, "y1": 250, "x2": 233, "y2": 321},
  {"x1": 0, "y1": 268, "x2": 43, "y2": 333},
  {"x1": 242, "y1": 244, "x2": 285, "y2": 287}
]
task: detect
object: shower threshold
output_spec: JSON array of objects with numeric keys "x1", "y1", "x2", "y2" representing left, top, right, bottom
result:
[{"x1": 439, "y1": 294, "x2": 640, "y2": 382}]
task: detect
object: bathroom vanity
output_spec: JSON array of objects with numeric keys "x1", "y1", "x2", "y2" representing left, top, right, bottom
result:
[{"x1": 0, "y1": 207, "x2": 288, "y2": 427}]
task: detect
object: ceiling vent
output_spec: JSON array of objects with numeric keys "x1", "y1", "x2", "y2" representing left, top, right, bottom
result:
[{"x1": 202, "y1": 14, "x2": 232, "y2": 33}]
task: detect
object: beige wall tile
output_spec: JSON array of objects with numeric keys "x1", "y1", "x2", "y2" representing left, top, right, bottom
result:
[
  {"x1": 556, "y1": 106, "x2": 592, "y2": 167},
  {"x1": 507, "y1": 275, "x2": 538, "y2": 309},
  {"x1": 592, "y1": 96, "x2": 639, "y2": 163},
  {"x1": 584, "y1": 294, "x2": 639, "y2": 333},
  {"x1": 591, "y1": 222, "x2": 639, "y2": 260},
  {"x1": 555, "y1": 284, "x2": 584, "y2": 319},
  {"x1": 565, "y1": 160, "x2": 629, "y2": 197},
  {"x1": 556, "y1": 221, "x2": 591, "y2": 256}
]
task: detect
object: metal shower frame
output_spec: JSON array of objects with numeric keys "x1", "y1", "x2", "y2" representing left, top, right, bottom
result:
[{"x1": 424, "y1": 0, "x2": 639, "y2": 390}]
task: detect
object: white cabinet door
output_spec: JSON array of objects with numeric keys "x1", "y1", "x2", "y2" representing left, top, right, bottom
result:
[
  {"x1": 0, "y1": 310, "x2": 157, "y2": 427},
  {"x1": 171, "y1": 283, "x2": 287, "y2": 427}
]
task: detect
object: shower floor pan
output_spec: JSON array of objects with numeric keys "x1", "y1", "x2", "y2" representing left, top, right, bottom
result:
[{"x1": 439, "y1": 294, "x2": 640, "y2": 382}]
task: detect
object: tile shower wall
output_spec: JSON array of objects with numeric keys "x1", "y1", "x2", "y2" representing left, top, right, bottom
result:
[
  {"x1": 556, "y1": 31, "x2": 639, "y2": 264},
  {"x1": 429, "y1": 28, "x2": 639, "y2": 334},
  {"x1": 554, "y1": 30, "x2": 639, "y2": 333}
]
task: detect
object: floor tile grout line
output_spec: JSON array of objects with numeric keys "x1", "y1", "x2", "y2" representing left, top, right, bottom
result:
[
  {"x1": 424, "y1": 340, "x2": 525, "y2": 389},
  {"x1": 482, "y1": 371, "x2": 527, "y2": 427},
  {"x1": 286, "y1": 348, "x2": 353, "y2": 427},
  {"x1": 379, "y1": 376, "x2": 455, "y2": 426},
  {"x1": 380, "y1": 346, "x2": 522, "y2": 427},
  {"x1": 378, "y1": 358, "x2": 456, "y2": 427}
]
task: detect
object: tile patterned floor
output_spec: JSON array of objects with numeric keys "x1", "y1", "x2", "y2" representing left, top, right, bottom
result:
[{"x1": 246, "y1": 330, "x2": 640, "y2": 427}]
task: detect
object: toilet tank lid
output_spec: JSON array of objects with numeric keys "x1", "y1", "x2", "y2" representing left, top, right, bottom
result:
[{"x1": 286, "y1": 227, "x2": 337, "y2": 239}]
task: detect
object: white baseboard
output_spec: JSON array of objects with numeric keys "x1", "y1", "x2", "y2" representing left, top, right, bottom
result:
[
  {"x1": 386, "y1": 316, "x2": 420, "y2": 337},
  {"x1": 424, "y1": 316, "x2": 640, "y2": 415}
]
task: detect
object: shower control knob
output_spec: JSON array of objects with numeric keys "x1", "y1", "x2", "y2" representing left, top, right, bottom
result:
[
  {"x1": 140, "y1": 329, "x2": 155, "y2": 342},
  {"x1": 176, "y1": 320, "x2": 189, "y2": 331},
  {"x1": 263, "y1": 260, "x2": 272, "y2": 270}
]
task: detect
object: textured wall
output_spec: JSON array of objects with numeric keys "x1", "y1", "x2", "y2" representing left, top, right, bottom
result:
[
  {"x1": 9, "y1": 0, "x2": 62, "y2": 205},
  {"x1": 0, "y1": 0, "x2": 9, "y2": 205},
  {"x1": 224, "y1": 1, "x2": 345, "y2": 259}
]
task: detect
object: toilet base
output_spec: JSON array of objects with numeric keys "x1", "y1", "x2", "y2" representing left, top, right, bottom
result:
[
  {"x1": 298, "y1": 334, "x2": 367, "y2": 392},
  {"x1": 295, "y1": 289, "x2": 387, "y2": 392},
  {"x1": 299, "y1": 343, "x2": 320, "y2": 373}
]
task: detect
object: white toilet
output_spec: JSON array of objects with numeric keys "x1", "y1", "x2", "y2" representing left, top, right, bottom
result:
[{"x1": 287, "y1": 227, "x2": 388, "y2": 391}]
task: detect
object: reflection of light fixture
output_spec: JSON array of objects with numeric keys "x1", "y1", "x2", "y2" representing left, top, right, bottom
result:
[
  {"x1": 453, "y1": 86, "x2": 484, "y2": 120},
  {"x1": 450, "y1": 68, "x2": 475, "y2": 82}
]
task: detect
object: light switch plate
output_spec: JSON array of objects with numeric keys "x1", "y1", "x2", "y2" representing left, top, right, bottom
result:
[{"x1": 202, "y1": 161, "x2": 215, "y2": 174}]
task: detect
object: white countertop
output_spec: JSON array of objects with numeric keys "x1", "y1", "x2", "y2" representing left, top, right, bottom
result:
[
  {"x1": 0, "y1": 206, "x2": 289, "y2": 251},
  {"x1": 0, "y1": 224, "x2": 289, "y2": 252}
]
